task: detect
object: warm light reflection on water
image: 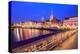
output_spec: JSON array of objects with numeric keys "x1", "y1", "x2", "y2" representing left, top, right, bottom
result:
[{"x1": 11, "y1": 28, "x2": 53, "y2": 43}]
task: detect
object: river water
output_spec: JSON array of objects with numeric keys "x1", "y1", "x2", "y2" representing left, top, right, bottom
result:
[{"x1": 11, "y1": 28, "x2": 53, "y2": 43}]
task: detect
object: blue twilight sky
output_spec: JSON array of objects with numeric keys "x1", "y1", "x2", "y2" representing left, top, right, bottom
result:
[{"x1": 10, "y1": 1, "x2": 78, "y2": 23}]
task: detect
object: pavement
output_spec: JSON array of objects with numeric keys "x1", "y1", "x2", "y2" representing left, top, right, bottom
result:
[{"x1": 53, "y1": 30, "x2": 78, "y2": 50}]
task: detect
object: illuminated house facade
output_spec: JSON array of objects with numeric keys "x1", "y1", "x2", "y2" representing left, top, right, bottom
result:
[{"x1": 63, "y1": 17, "x2": 78, "y2": 29}]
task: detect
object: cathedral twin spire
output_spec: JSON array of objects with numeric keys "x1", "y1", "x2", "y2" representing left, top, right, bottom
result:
[{"x1": 41, "y1": 9, "x2": 54, "y2": 22}]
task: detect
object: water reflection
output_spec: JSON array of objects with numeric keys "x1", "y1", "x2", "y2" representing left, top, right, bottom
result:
[{"x1": 11, "y1": 28, "x2": 53, "y2": 43}]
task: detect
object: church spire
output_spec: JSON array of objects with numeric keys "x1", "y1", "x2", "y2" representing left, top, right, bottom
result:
[
  {"x1": 51, "y1": 9, "x2": 53, "y2": 18},
  {"x1": 41, "y1": 16, "x2": 45, "y2": 22},
  {"x1": 50, "y1": 9, "x2": 54, "y2": 22}
]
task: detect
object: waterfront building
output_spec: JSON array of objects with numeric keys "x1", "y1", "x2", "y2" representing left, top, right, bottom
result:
[{"x1": 63, "y1": 17, "x2": 78, "y2": 29}]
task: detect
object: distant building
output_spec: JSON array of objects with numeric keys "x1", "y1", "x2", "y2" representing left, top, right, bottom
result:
[
  {"x1": 49, "y1": 10, "x2": 60, "y2": 28},
  {"x1": 11, "y1": 9, "x2": 61, "y2": 29},
  {"x1": 63, "y1": 17, "x2": 78, "y2": 29}
]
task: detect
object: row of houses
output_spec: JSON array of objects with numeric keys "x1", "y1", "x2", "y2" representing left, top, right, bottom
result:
[
  {"x1": 62, "y1": 17, "x2": 78, "y2": 29},
  {"x1": 12, "y1": 16, "x2": 78, "y2": 30}
]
